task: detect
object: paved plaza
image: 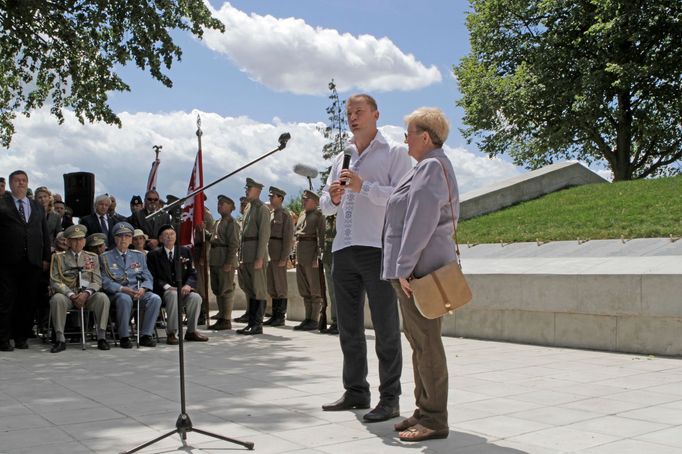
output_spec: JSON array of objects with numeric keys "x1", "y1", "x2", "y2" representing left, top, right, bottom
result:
[{"x1": 1, "y1": 320, "x2": 682, "y2": 454}]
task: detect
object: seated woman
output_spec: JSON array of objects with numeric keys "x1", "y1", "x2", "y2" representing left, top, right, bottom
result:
[{"x1": 131, "y1": 229, "x2": 149, "y2": 255}]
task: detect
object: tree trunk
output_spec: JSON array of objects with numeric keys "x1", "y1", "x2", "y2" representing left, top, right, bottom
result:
[{"x1": 612, "y1": 93, "x2": 633, "y2": 181}]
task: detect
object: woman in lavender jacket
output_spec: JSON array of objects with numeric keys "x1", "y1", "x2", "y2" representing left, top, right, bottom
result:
[{"x1": 382, "y1": 107, "x2": 459, "y2": 442}]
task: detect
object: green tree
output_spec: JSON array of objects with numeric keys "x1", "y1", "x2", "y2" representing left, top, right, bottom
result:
[
  {"x1": 319, "y1": 79, "x2": 348, "y2": 187},
  {"x1": 285, "y1": 190, "x2": 303, "y2": 216},
  {"x1": 454, "y1": 0, "x2": 682, "y2": 180},
  {"x1": 0, "y1": 0, "x2": 224, "y2": 147}
]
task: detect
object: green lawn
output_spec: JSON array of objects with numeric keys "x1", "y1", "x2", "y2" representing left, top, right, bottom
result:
[{"x1": 457, "y1": 175, "x2": 682, "y2": 244}]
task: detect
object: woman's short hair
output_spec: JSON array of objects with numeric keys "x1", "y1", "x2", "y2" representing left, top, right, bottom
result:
[{"x1": 404, "y1": 107, "x2": 449, "y2": 147}]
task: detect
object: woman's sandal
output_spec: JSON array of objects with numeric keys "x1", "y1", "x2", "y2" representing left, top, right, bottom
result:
[
  {"x1": 394, "y1": 416, "x2": 419, "y2": 431},
  {"x1": 399, "y1": 424, "x2": 449, "y2": 442}
]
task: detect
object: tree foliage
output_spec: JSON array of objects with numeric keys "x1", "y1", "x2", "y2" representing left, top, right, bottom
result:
[
  {"x1": 454, "y1": 0, "x2": 682, "y2": 180},
  {"x1": 318, "y1": 79, "x2": 348, "y2": 187},
  {"x1": 0, "y1": 0, "x2": 224, "y2": 148}
]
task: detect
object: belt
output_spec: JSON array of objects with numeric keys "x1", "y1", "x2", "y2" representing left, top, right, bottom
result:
[
  {"x1": 270, "y1": 237, "x2": 283, "y2": 240},
  {"x1": 242, "y1": 236, "x2": 258, "y2": 241},
  {"x1": 211, "y1": 244, "x2": 230, "y2": 248},
  {"x1": 297, "y1": 236, "x2": 317, "y2": 241}
]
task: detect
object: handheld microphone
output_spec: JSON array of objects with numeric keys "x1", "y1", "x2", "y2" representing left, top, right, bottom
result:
[{"x1": 340, "y1": 147, "x2": 352, "y2": 186}]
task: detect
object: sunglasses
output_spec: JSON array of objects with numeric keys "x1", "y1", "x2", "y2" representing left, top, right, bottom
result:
[{"x1": 146, "y1": 197, "x2": 159, "y2": 202}]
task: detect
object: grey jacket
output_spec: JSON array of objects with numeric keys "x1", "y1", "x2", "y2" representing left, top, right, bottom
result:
[{"x1": 381, "y1": 148, "x2": 460, "y2": 280}]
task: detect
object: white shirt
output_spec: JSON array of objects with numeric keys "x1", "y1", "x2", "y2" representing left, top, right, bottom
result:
[{"x1": 320, "y1": 131, "x2": 412, "y2": 253}]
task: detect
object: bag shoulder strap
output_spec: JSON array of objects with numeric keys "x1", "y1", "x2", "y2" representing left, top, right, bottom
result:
[{"x1": 434, "y1": 158, "x2": 460, "y2": 260}]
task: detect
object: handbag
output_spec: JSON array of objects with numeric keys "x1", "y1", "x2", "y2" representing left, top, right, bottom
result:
[{"x1": 409, "y1": 159, "x2": 472, "y2": 319}]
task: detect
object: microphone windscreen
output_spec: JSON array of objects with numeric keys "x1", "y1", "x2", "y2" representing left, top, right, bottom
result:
[
  {"x1": 293, "y1": 164, "x2": 319, "y2": 179},
  {"x1": 278, "y1": 132, "x2": 291, "y2": 149}
]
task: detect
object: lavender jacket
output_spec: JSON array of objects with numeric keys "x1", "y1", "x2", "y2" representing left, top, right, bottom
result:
[{"x1": 381, "y1": 148, "x2": 460, "y2": 280}]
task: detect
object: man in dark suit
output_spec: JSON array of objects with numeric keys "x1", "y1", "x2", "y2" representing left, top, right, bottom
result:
[
  {"x1": 0, "y1": 170, "x2": 51, "y2": 351},
  {"x1": 129, "y1": 190, "x2": 171, "y2": 250},
  {"x1": 79, "y1": 194, "x2": 117, "y2": 248},
  {"x1": 147, "y1": 224, "x2": 208, "y2": 345}
]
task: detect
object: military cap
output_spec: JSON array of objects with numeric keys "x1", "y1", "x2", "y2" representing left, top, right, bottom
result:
[
  {"x1": 0, "y1": 177, "x2": 5, "y2": 183},
  {"x1": 157, "y1": 224, "x2": 175, "y2": 237},
  {"x1": 64, "y1": 224, "x2": 88, "y2": 239},
  {"x1": 239, "y1": 196, "x2": 247, "y2": 203},
  {"x1": 218, "y1": 194, "x2": 235, "y2": 205},
  {"x1": 86, "y1": 232, "x2": 107, "y2": 248},
  {"x1": 112, "y1": 222, "x2": 134, "y2": 236},
  {"x1": 166, "y1": 194, "x2": 179, "y2": 204},
  {"x1": 268, "y1": 186, "x2": 286, "y2": 198},
  {"x1": 245, "y1": 177, "x2": 264, "y2": 189},
  {"x1": 130, "y1": 195, "x2": 143, "y2": 205},
  {"x1": 302, "y1": 190, "x2": 320, "y2": 202},
  {"x1": 133, "y1": 229, "x2": 148, "y2": 240}
]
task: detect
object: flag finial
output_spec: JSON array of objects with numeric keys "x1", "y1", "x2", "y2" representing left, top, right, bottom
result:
[{"x1": 196, "y1": 114, "x2": 203, "y2": 138}]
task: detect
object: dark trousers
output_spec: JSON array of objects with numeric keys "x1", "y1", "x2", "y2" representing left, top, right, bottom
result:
[
  {"x1": 332, "y1": 246, "x2": 402, "y2": 403},
  {"x1": 0, "y1": 260, "x2": 42, "y2": 344},
  {"x1": 391, "y1": 280, "x2": 449, "y2": 431}
]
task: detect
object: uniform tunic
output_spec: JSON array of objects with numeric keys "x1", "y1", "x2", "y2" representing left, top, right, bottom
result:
[
  {"x1": 209, "y1": 214, "x2": 240, "y2": 316},
  {"x1": 267, "y1": 207, "x2": 294, "y2": 298},
  {"x1": 295, "y1": 208, "x2": 325, "y2": 313},
  {"x1": 237, "y1": 199, "x2": 271, "y2": 300}
]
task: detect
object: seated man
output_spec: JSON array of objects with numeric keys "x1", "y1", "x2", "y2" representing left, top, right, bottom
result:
[
  {"x1": 49, "y1": 224, "x2": 110, "y2": 353},
  {"x1": 100, "y1": 222, "x2": 161, "y2": 348},
  {"x1": 147, "y1": 225, "x2": 208, "y2": 345},
  {"x1": 85, "y1": 233, "x2": 107, "y2": 255}
]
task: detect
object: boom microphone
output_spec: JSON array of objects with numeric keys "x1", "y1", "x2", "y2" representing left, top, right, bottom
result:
[
  {"x1": 278, "y1": 132, "x2": 292, "y2": 150},
  {"x1": 293, "y1": 164, "x2": 319, "y2": 179},
  {"x1": 340, "y1": 146, "x2": 353, "y2": 185}
]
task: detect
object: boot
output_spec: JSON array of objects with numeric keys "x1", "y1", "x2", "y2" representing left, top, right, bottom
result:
[
  {"x1": 236, "y1": 300, "x2": 257, "y2": 334},
  {"x1": 243, "y1": 300, "x2": 265, "y2": 336},
  {"x1": 209, "y1": 319, "x2": 232, "y2": 330},
  {"x1": 263, "y1": 299, "x2": 280, "y2": 325},
  {"x1": 270, "y1": 298, "x2": 287, "y2": 327},
  {"x1": 233, "y1": 299, "x2": 252, "y2": 323}
]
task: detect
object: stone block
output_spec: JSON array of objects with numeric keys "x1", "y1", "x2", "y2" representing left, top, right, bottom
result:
[
  {"x1": 576, "y1": 275, "x2": 642, "y2": 316},
  {"x1": 501, "y1": 310, "x2": 555, "y2": 345},
  {"x1": 641, "y1": 275, "x2": 682, "y2": 317},
  {"x1": 467, "y1": 274, "x2": 523, "y2": 310},
  {"x1": 616, "y1": 316, "x2": 682, "y2": 356},
  {"x1": 520, "y1": 274, "x2": 579, "y2": 313},
  {"x1": 555, "y1": 313, "x2": 617, "y2": 351},
  {"x1": 454, "y1": 308, "x2": 503, "y2": 339}
]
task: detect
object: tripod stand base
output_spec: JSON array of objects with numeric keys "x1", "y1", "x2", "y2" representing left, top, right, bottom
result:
[{"x1": 121, "y1": 412, "x2": 254, "y2": 453}]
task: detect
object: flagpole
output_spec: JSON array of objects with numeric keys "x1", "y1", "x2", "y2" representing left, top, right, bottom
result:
[{"x1": 196, "y1": 115, "x2": 210, "y2": 326}]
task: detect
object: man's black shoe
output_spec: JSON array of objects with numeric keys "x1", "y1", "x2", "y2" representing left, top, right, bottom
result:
[
  {"x1": 97, "y1": 339, "x2": 110, "y2": 351},
  {"x1": 322, "y1": 394, "x2": 371, "y2": 411},
  {"x1": 50, "y1": 341, "x2": 66, "y2": 353},
  {"x1": 14, "y1": 340, "x2": 29, "y2": 349},
  {"x1": 363, "y1": 402, "x2": 400, "y2": 422},
  {"x1": 139, "y1": 335, "x2": 156, "y2": 347},
  {"x1": 326, "y1": 323, "x2": 339, "y2": 335},
  {"x1": 119, "y1": 337, "x2": 133, "y2": 349},
  {"x1": 0, "y1": 342, "x2": 13, "y2": 352},
  {"x1": 237, "y1": 325, "x2": 262, "y2": 335}
]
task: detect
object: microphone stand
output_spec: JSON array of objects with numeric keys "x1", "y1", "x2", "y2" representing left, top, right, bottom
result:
[{"x1": 121, "y1": 127, "x2": 290, "y2": 453}]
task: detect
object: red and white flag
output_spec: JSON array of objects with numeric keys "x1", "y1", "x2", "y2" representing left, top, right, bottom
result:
[
  {"x1": 146, "y1": 156, "x2": 161, "y2": 193},
  {"x1": 179, "y1": 149, "x2": 205, "y2": 246}
]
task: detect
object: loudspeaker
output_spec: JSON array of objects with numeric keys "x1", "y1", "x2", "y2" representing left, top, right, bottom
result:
[{"x1": 63, "y1": 172, "x2": 95, "y2": 218}]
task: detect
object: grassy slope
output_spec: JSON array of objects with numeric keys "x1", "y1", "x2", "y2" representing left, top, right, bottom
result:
[{"x1": 457, "y1": 175, "x2": 682, "y2": 244}]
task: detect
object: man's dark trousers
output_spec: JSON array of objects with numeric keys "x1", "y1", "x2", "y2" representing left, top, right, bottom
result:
[{"x1": 332, "y1": 246, "x2": 401, "y2": 404}]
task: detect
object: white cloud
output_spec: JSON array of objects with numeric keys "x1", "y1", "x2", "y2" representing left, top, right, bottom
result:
[
  {"x1": 1, "y1": 109, "x2": 519, "y2": 217},
  {"x1": 202, "y1": 2, "x2": 442, "y2": 95}
]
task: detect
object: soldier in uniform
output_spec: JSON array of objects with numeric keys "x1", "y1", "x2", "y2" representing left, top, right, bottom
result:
[
  {"x1": 85, "y1": 233, "x2": 107, "y2": 255},
  {"x1": 264, "y1": 186, "x2": 294, "y2": 326},
  {"x1": 321, "y1": 214, "x2": 339, "y2": 334},
  {"x1": 235, "y1": 178, "x2": 271, "y2": 335},
  {"x1": 208, "y1": 195, "x2": 240, "y2": 330},
  {"x1": 294, "y1": 190, "x2": 325, "y2": 331},
  {"x1": 100, "y1": 222, "x2": 162, "y2": 348},
  {"x1": 48, "y1": 224, "x2": 111, "y2": 353},
  {"x1": 192, "y1": 196, "x2": 215, "y2": 325}
]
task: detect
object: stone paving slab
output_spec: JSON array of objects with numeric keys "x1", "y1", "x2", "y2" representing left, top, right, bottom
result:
[{"x1": 1, "y1": 319, "x2": 682, "y2": 454}]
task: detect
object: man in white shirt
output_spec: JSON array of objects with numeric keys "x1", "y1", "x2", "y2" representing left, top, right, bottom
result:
[{"x1": 320, "y1": 94, "x2": 412, "y2": 422}]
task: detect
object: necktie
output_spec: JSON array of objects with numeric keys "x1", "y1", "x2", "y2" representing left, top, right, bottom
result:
[
  {"x1": 168, "y1": 251, "x2": 173, "y2": 263},
  {"x1": 17, "y1": 200, "x2": 26, "y2": 222},
  {"x1": 99, "y1": 215, "x2": 108, "y2": 235},
  {"x1": 122, "y1": 253, "x2": 127, "y2": 266}
]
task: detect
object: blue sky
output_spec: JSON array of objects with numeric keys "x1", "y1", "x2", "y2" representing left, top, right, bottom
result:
[{"x1": 2, "y1": 1, "x2": 523, "y2": 214}]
